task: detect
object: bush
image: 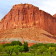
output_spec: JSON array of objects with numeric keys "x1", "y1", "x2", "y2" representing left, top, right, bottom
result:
[
  {"x1": 3, "y1": 43, "x2": 12, "y2": 47},
  {"x1": 11, "y1": 41, "x2": 22, "y2": 46}
]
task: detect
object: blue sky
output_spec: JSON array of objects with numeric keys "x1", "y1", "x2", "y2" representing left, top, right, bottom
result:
[{"x1": 0, "y1": 0, "x2": 56, "y2": 19}]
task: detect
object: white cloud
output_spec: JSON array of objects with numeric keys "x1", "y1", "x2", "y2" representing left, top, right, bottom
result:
[
  {"x1": 0, "y1": 0, "x2": 56, "y2": 19},
  {"x1": 34, "y1": 0, "x2": 56, "y2": 15}
]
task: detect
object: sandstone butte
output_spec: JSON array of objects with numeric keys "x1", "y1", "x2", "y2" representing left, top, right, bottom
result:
[{"x1": 0, "y1": 4, "x2": 56, "y2": 45}]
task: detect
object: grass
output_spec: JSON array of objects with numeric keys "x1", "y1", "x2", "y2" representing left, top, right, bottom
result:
[{"x1": 0, "y1": 52, "x2": 56, "y2": 56}]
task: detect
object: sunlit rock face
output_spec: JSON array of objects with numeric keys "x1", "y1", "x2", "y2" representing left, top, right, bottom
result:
[{"x1": 0, "y1": 4, "x2": 56, "y2": 34}]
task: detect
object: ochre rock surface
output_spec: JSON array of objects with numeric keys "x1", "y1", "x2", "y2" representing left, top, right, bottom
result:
[
  {"x1": 0, "y1": 27, "x2": 56, "y2": 43},
  {"x1": 0, "y1": 4, "x2": 56, "y2": 34}
]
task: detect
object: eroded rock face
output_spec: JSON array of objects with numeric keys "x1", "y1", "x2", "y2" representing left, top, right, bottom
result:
[{"x1": 0, "y1": 4, "x2": 56, "y2": 34}]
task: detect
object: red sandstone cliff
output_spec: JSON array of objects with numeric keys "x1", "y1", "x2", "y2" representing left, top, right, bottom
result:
[
  {"x1": 53, "y1": 14, "x2": 56, "y2": 18},
  {"x1": 0, "y1": 4, "x2": 56, "y2": 35}
]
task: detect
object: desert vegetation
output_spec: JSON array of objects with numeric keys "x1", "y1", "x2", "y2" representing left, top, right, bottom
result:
[{"x1": 0, "y1": 41, "x2": 56, "y2": 56}]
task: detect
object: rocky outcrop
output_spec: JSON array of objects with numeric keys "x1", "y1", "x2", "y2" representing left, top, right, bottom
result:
[
  {"x1": 0, "y1": 4, "x2": 56, "y2": 34},
  {"x1": 53, "y1": 14, "x2": 56, "y2": 18}
]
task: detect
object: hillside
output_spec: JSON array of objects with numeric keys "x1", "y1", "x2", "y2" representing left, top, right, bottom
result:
[
  {"x1": 0, "y1": 4, "x2": 56, "y2": 43},
  {"x1": 0, "y1": 27, "x2": 56, "y2": 43}
]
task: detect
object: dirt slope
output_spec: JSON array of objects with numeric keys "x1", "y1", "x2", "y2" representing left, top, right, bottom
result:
[{"x1": 0, "y1": 27, "x2": 56, "y2": 43}]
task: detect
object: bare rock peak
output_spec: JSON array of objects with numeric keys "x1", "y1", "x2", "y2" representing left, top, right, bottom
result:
[{"x1": 0, "y1": 4, "x2": 56, "y2": 35}]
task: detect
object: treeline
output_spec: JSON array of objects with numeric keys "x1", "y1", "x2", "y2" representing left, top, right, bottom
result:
[
  {"x1": 0, "y1": 41, "x2": 29, "y2": 56},
  {"x1": 30, "y1": 43, "x2": 56, "y2": 56},
  {"x1": 0, "y1": 41, "x2": 56, "y2": 56}
]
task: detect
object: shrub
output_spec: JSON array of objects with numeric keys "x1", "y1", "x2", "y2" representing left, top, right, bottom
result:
[
  {"x1": 3, "y1": 43, "x2": 11, "y2": 47},
  {"x1": 11, "y1": 41, "x2": 22, "y2": 46}
]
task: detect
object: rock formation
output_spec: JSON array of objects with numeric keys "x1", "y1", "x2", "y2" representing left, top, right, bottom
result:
[
  {"x1": 0, "y1": 4, "x2": 56, "y2": 44},
  {"x1": 0, "y1": 4, "x2": 56, "y2": 35},
  {"x1": 53, "y1": 14, "x2": 56, "y2": 18}
]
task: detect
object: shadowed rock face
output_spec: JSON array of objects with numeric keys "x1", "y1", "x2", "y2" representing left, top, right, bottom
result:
[{"x1": 0, "y1": 4, "x2": 56, "y2": 34}]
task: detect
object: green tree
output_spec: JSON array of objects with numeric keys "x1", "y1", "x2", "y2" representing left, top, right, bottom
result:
[
  {"x1": 29, "y1": 48, "x2": 36, "y2": 56},
  {"x1": 19, "y1": 46, "x2": 24, "y2": 54},
  {"x1": 13, "y1": 45, "x2": 20, "y2": 55},
  {"x1": 48, "y1": 47, "x2": 55, "y2": 56},
  {"x1": 23, "y1": 42, "x2": 29, "y2": 52},
  {"x1": 0, "y1": 45, "x2": 4, "y2": 54},
  {"x1": 37, "y1": 46, "x2": 47, "y2": 55},
  {"x1": 4, "y1": 46, "x2": 14, "y2": 56}
]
